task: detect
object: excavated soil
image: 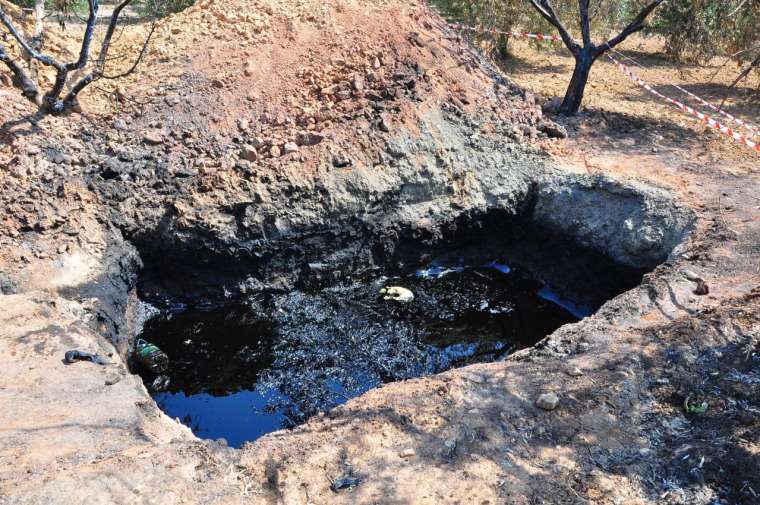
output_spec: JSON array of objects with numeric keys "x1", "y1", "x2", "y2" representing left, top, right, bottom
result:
[{"x1": 0, "y1": 0, "x2": 758, "y2": 504}]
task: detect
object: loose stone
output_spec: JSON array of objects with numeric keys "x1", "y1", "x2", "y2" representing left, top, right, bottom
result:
[
  {"x1": 536, "y1": 393, "x2": 560, "y2": 411},
  {"x1": 380, "y1": 286, "x2": 414, "y2": 302},
  {"x1": 296, "y1": 132, "x2": 324, "y2": 146},
  {"x1": 378, "y1": 116, "x2": 391, "y2": 132},
  {"x1": 240, "y1": 144, "x2": 259, "y2": 162},
  {"x1": 693, "y1": 279, "x2": 709, "y2": 295},
  {"x1": 143, "y1": 132, "x2": 164, "y2": 145},
  {"x1": 682, "y1": 269, "x2": 701, "y2": 282}
]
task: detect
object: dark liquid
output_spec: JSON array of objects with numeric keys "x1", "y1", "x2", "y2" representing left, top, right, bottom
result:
[{"x1": 138, "y1": 239, "x2": 643, "y2": 447}]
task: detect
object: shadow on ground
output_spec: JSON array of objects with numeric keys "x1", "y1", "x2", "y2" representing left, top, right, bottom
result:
[{"x1": 552, "y1": 108, "x2": 719, "y2": 156}]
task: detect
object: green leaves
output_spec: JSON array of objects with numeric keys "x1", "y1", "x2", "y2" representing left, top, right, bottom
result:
[
  {"x1": 432, "y1": 0, "x2": 758, "y2": 67},
  {"x1": 651, "y1": 0, "x2": 760, "y2": 63},
  {"x1": 136, "y1": 0, "x2": 196, "y2": 20}
]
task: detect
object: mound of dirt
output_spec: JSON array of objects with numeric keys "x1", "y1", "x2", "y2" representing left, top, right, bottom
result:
[
  {"x1": 0, "y1": 0, "x2": 554, "y2": 281},
  {"x1": 100, "y1": 0, "x2": 551, "y2": 160}
]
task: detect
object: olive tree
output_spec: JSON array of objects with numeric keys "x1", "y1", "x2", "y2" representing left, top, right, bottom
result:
[
  {"x1": 435, "y1": 0, "x2": 666, "y2": 114},
  {"x1": 0, "y1": 0, "x2": 155, "y2": 115},
  {"x1": 526, "y1": 0, "x2": 664, "y2": 114}
]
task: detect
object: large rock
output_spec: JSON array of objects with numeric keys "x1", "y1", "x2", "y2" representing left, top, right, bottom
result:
[{"x1": 538, "y1": 119, "x2": 568, "y2": 139}]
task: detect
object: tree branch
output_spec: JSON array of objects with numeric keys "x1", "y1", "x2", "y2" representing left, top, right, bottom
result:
[
  {"x1": 598, "y1": 0, "x2": 664, "y2": 55},
  {"x1": 102, "y1": 21, "x2": 156, "y2": 79},
  {"x1": 96, "y1": 0, "x2": 133, "y2": 69},
  {"x1": 579, "y1": 0, "x2": 591, "y2": 48},
  {"x1": 43, "y1": 0, "x2": 99, "y2": 112},
  {"x1": 707, "y1": 44, "x2": 760, "y2": 82},
  {"x1": 727, "y1": 0, "x2": 748, "y2": 18},
  {"x1": 0, "y1": 6, "x2": 61, "y2": 68},
  {"x1": 1, "y1": 0, "x2": 147, "y2": 115},
  {"x1": 719, "y1": 52, "x2": 760, "y2": 109},
  {"x1": 64, "y1": 0, "x2": 147, "y2": 107},
  {"x1": 67, "y1": 0, "x2": 99, "y2": 70},
  {"x1": 527, "y1": 0, "x2": 580, "y2": 55},
  {"x1": 0, "y1": 40, "x2": 40, "y2": 103}
]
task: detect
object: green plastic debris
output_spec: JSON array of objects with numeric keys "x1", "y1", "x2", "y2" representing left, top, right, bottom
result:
[
  {"x1": 135, "y1": 338, "x2": 169, "y2": 374},
  {"x1": 683, "y1": 395, "x2": 709, "y2": 415}
]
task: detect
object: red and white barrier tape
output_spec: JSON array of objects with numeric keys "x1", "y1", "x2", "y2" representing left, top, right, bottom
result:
[
  {"x1": 607, "y1": 54, "x2": 759, "y2": 153},
  {"x1": 675, "y1": 85, "x2": 759, "y2": 139},
  {"x1": 450, "y1": 23, "x2": 758, "y2": 153},
  {"x1": 450, "y1": 23, "x2": 561, "y2": 42},
  {"x1": 607, "y1": 48, "x2": 760, "y2": 139}
]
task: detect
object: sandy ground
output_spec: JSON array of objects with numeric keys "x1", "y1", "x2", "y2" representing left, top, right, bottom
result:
[
  {"x1": 497, "y1": 35, "x2": 759, "y2": 164},
  {"x1": 0, "y1": 0, "x2": 759, "y2": 504}
]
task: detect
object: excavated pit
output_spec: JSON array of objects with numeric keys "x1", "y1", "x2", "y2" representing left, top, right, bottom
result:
[{"x1": 131, "y1": 174, "x2": 690, "y2": 447}]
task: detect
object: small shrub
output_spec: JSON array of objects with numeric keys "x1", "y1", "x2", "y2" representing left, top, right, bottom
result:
[
  {"x1": 650, "y1": 0, "x2": 760, "y2": 64},
  {"x1": 136, "y1": 0, "x2": 196, "y2": 19}
]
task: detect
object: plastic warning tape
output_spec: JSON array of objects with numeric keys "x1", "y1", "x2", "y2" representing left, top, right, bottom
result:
[
  {"x1": 451, "y1": 23, "x2": 759, "y2": 153},
  {"x1": 450, "y1": 23, "x2": 561, "y2": 42},
  {"x1": 671, "y1": 83, "x2": 759, "y2": 139},
  {"x1": 607, "y1": 48, "x2": 760, "y2": 139},
  {"x1": 607, "y1": 54, "x2": 759, "y2": 153}
]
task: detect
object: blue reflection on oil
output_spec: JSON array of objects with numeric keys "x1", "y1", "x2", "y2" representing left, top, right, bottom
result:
[
  {"x1": 154, "y1": 388, "x2": 287, "y2": 448},
  {"x1": 537, "y1": 286, "x2": 594, "y2": 319}
]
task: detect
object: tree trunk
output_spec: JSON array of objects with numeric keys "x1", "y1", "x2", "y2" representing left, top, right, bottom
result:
[
  {"x1": 527, "y1": 0, "x2": 664, "y2": 116},
  {"x1": 21, "y1": 0, "x2": 44, "y2": 88},
  {"x1": 559, "y1": 49, "x2": 594, "y2": 115},
  {"x1": 30, "y1": 0, "x2": 44, "y2": 84}
]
